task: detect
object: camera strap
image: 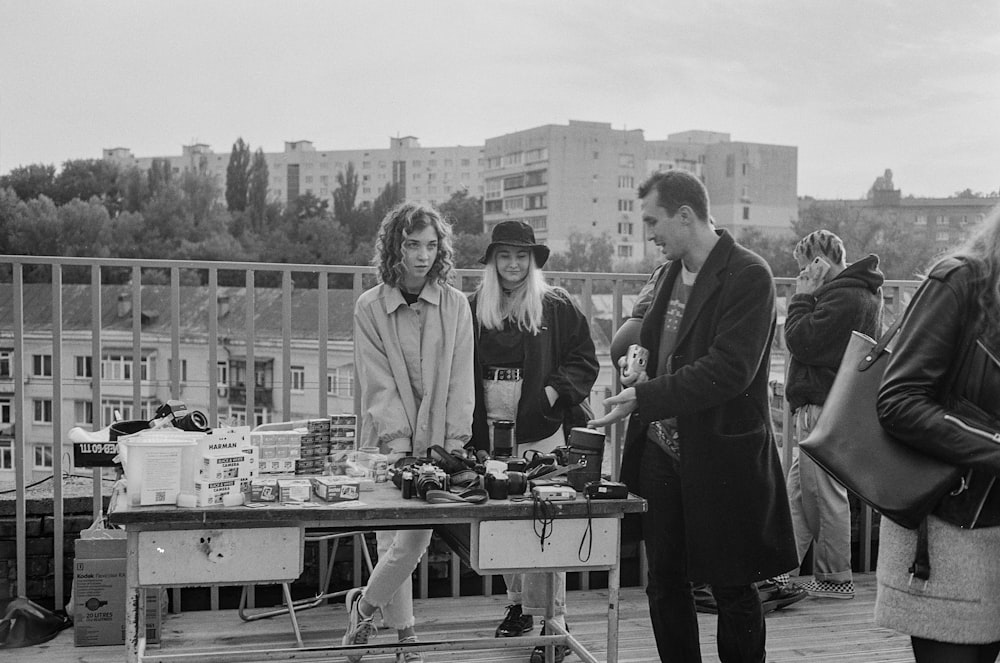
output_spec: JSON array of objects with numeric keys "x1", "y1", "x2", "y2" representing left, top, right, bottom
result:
[{"x1": 424, "y1": 487, "x2": 489, "y2": 504}]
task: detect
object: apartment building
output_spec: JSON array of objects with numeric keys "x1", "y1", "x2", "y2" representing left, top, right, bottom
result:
[
  {"x1": 482, "y1": 121, "x2": 799, "y2": 260},
  {"x1": 104, "y1": 136, "x2": 486, "y2": 208},
  {"x1": 800, "y1": 172, "x2": 999, "y2": 253},
  {"x1": 0, "y1": 283, "x2": 357, "y2": 485}
]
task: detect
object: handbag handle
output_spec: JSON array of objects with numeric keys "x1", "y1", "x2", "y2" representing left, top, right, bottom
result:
[{"x1": 857, "y1": 312, "x2": 907, "y2": 372}]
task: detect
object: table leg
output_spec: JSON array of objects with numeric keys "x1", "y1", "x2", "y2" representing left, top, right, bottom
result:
[
  {"x1": 125, "y1": 529, "x2": 141, "y2": 663},
  {"x1": 607, "y1": 522, "x2": 621, "y2": 663}
]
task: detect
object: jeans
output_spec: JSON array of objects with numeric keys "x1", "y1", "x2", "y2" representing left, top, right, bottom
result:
[
  {"x1": 484, "y1": 375, "x2": 567, "y2": 618},
  {"x1": 639, "y1": 440, "x2": 766, "y2": 663},
  {"x1": 364, "y1": 529, "x2": 432, "y2": 629},
  {"x1": 786, "y1": 404, "x2": 853, "y2": 583}
]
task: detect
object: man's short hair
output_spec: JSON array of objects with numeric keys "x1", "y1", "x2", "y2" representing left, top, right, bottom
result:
[
  {"x1": 373, "y1": 202, "x2": 454, "y2": 286},
  {"x1": 638, "y1": 170, "x2": 710, "y2": 222},
  {"x1": 794, "y1": 230, "x2": 846, "y2": 267}
]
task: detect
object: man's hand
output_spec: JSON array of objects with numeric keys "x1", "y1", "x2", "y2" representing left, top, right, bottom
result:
[
  {"x1": 618, "y1": 356, "x2": 648, "y2": 387},
  {"x1": 588, "y1": 387, "x2": 638, "y2": 427}
]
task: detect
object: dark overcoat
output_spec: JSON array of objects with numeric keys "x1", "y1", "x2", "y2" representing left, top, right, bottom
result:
[{"x1": 620, "y1": 230, "x2": 797, "y2": 586}]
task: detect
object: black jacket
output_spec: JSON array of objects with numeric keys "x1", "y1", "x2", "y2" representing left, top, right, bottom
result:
[
  {"x1": 878, "y1": 257, "x2": 1000, "y2": 528},
  {"x1": 622, "y1": 230, "x2": 797, "y2": 585},
  {"x1": 784, "y1": 255, "x2": 884, "y2": 410},
  {"x1": 469, "y1": 288, "x2": 599, "y2": 449}
]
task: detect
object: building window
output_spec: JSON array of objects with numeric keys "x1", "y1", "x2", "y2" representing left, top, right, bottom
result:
[
  {"x1": 617, "y1": 245, "x2": 634, "y2": 258},
  {"x1": 936, "y1": 215, "x2": 947, "y2": 225},
  {"x1": 503, "y1": 152, "x2": 523, "y2": 167},
  {"x1": 412, "y1": 160, "x2": 421, "y2": 168},
  {"x1": 74, "y1": 400, "x2": 94, "y2": 425},
  {"x1": 936, "y1": 231, "x2": 950, "y2": 242},
  {"x1": 525, "y1": 148, "x2": 548, "y2": 163},
  {"x1": 526, "y1": 194, "x2": 547, "y2": 210},
  {"x1": 486, "y1": 156, "x2": 501, "y2": 169},
  {"x1": 618, "y1": 154, "x2": 635, "y2": 168},
  {"x1": 524, "y1": 170, "x2": 547, "y2": 187},
  {"x1": 461, "y1": 158, "x2": 470, "y2": 167},
  {"x1": 443, "y1": 159, "x2": 453, "y2": 167},
  {"x1": 34, "y1": 444, "x2": 53, "y2": 470},
  {"x1": 0, "y1": 398, "x2": 11, "y2": 425},
  {"x1": 503, "y1": 174, "x2": 524, "y2": 190},
  {"x1": 485, "y1": 200, "x2": 503, "y2": 213},
  {"x1": 743, "y1": 206, "x2": 750, "y2": 220},
  {"x1": 504, "y1": 197, "x2": 525, "y2": 212},
  {"x1": 0, "y1": 441, "x2": 11, "y2": 470},
  {"x1": 101, "y1": 353, "x2": 153, "y2": 381},
  {"x1": 32, "y1": 354, "x2": 52, "y2": 377},
  {"x1": 291, "y1": 366, "x2": 306, "y2": 392},
  {"x1": 168, "y1": 358, "x2": 187, "y2": 383},
  {"x1": 742, "y1": 163, "x2": 748, "y2": 175},
  {"x1": 33, "y1": 399, "x2": 53, "y2": 423},
  {"x1": 327, "y1": 366, "x2": 354, "y2": 397},
  {"x1": 617, "y1": 175, "x2": 635, "y2": 189},
  {"x1": 102, "y1": 399, "x2": 156, "y2": 424},
  {"x1": 0, "y1": 349, "x2": 12, "y2": 378},
  {"x1": 428, "y1": 160, "x2": 437, "y2": 167},
  {"x1": 75, "y1": 356, "x2": 92, "y2": 378},
  {"x1": 362, "y1": 161, "x2": 371, "y2": 169},
  {"x1": 915, "y1": 215, "x2": 927, "y2": 226},
  {"x1": 617, "y1": 200, "x2": 634, "y2": 212},
  {"x1": 618, "y1": 222, "x2": 634, "y2": 235}
]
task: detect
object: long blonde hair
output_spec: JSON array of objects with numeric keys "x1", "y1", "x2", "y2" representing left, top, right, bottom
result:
[{"x1": 476, "y1": 253, "x2": 554, "y2": 334}]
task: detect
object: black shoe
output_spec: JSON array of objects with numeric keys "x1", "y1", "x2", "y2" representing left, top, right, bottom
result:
[
  {"x1": 530, "y1": 622, "x2": 571, "y2": 663},
  {"x1": 495, "y1": 603, "x2": 533, "y2": 638},
  {"x1": 760, "y1": 582, "x2": 807, "y2": 613}
]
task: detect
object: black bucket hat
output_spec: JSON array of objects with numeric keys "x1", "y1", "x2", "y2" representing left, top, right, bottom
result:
[{"x1": 479, "y1": 220, "x2": 550, "y2": 268}]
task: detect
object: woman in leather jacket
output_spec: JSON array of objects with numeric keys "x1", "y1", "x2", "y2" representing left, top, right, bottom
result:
[
  {"x1": 876, "y1": 205, "x2": 1000, "y2": 663},
  {"x1": 469, "y1": 220, "x2": 598, "y2": 663}
]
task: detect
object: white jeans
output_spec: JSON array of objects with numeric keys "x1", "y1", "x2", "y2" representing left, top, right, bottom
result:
[
  {"x1": 484, "y1": 376, "x2": 568, "y2": 617},
  {"x1": 786, "y1": 404, "x2": 853, "y2": 583},
  {"x1": 364, "y1": 529, "x2": 432, "y2": 629}
]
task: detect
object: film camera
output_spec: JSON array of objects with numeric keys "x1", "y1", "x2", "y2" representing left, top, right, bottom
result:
[{"x1": 400, "y1": 462, "x2": 450, "y2": 500}]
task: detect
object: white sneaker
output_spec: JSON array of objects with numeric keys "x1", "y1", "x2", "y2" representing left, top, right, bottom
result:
[
  {"x1": 342, "y1": 588, "x2": 377, "y2": 662},
  {"x1": 396, "y1": 635, "x2": 424, "y2": 662}
]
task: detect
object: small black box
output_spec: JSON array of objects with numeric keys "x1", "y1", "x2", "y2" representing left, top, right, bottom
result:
[{"x1": 584, "y1": 480, "x2": 628, "y2": 499}]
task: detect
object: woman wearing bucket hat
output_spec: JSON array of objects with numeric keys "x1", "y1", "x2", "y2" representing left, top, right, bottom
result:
[{"x1": 470, "y1": 220, "x2": 599, "y2": 663}]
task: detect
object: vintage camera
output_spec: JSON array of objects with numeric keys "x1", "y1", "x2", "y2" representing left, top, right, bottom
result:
[
  {"x1": 412, "y1": 463, "x2": 449, "y2": 499},
  {"x1": 622, "y1": 344, "x2": 649, "y2": 381}
]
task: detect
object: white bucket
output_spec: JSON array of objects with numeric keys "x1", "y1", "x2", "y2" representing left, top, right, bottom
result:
[{"x1": 119, "y1": 431, "x2": 202, "y2": 506}]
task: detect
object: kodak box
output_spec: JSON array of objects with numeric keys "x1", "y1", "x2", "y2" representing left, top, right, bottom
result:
[
  {"x1": 73, "y1": 536, "x2": 126, "y2": 646},
  {"x1": 312, "y1": 476, "x2": 361, "y2": 502}
]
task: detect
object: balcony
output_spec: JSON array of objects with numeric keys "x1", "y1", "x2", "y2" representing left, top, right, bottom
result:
[{"x1": 0, "y1": 253, "x2": 921, "y2": 634}]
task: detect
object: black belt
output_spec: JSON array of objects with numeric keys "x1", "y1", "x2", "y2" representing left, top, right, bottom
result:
[{"x1": 486, "y1": 367, "x2": 522, "y2": 381}]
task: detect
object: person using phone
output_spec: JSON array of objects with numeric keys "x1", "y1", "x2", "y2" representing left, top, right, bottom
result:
[{"x1": 785, "y1": 230, "x2": 884, "y2": 599}]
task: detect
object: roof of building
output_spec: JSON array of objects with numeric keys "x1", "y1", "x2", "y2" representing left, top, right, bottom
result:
[{"x1": 0, "y1": 284, "x2": 358, "y2": 342}]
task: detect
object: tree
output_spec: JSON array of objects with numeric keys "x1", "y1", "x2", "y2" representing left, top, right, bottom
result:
[
  {"x1": 737, "y1": 228, "x2": 799, "y2": 277},
  {"x1": 225, "y1": 138, "x2": 251, "y2": 212},
  {"x1": 148, "y1": 158, "x2": 173, "y2": 196},
  {"x1": 51, "y1": 159, "x2": 121, "y2": 210},
  {"x1": 333, "y1": 162, "x2": 359, "y2": 222},
  {"x1": 117, "y1": 166, "x2": 150, "y2": 213},
  {"x1": 452, "y1": 232, "x2": 492, "y2": 268},
  {"x1": 0, "y1": 163, "x2": 56, "y2": 201},
  {"x1": 56, "y1": 198, "x2": 113, "y2": 257},
  {"x1": 546, "y1": 232, "x2": 614, "y2": 272},
  {"x1": 438, "y1": 189, "x2": 484, "y2": 234},
  {"x1": 369, "y1": 182, "x2": 403, "y2": 230},
  {"x1": 247, "y1": 148, "x2": 269, "y2": 233}
]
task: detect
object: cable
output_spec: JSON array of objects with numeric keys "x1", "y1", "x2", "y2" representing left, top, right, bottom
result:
[
  {"x1": 532, "y1": 493, "x2": 556, "y2": 553},
  {"x1": 578, "y1": 494, "x2": 594, "y2": 563}
]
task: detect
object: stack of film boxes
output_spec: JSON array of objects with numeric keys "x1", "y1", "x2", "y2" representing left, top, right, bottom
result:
[
  {"x1": 194, "y1": 427, "x2": 257, "y2": 506},
  {"x1": 248, "y1": 414, "x2": 362, "y2": 504}
]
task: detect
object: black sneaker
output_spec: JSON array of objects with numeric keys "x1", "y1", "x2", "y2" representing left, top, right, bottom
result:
[
  {"x1": 530, "y1": 622, "x2": 571, "y2": 663},
  {"x1": 759, "y1": 581, "x2": 808, "y2": 612},
  {"x1": 495, "y1": 603, "x2": 533, "y2": 637}
]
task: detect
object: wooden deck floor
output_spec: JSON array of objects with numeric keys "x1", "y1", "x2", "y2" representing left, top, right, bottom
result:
[{"x1": 18, "y1": 573, "x2": 914, "y2": 662}]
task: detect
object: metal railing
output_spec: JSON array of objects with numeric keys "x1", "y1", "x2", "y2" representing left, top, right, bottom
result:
[{"x1": 1, "y1": 254, "x2": 920, "y2": 610}]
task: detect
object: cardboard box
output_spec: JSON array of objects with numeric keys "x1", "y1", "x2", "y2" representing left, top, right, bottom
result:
[
  {"x1": 312, "y1": 476, "x2": 361, "y2": 502},
  {"x1": 278, "y1": 478, "x2": 313, "y2": 502},
  {"x1": 74, "y1": 536, "x2": 126, "y2": 646},
  {"x1": 250, "y1": 477, "x2": 280, "y2": 502}
]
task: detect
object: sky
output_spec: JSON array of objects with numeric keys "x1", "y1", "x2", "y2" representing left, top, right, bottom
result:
[{"x1": 1, "y1": 0, "x2": 998, "y2": 200}]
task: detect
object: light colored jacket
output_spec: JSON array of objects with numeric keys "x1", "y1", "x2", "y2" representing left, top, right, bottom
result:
[{"x1": 354, "y1": 281, "x2": 474, "y2": 457}]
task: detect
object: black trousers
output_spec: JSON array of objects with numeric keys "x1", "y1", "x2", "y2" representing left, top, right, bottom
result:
[{"x1": 638, "y1": 441, "x2": 766, "y2": 663}]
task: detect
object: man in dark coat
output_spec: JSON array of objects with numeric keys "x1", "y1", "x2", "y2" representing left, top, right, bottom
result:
[{"x1": 591, "y1": 170, "x2": 797, "y2": 662}]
